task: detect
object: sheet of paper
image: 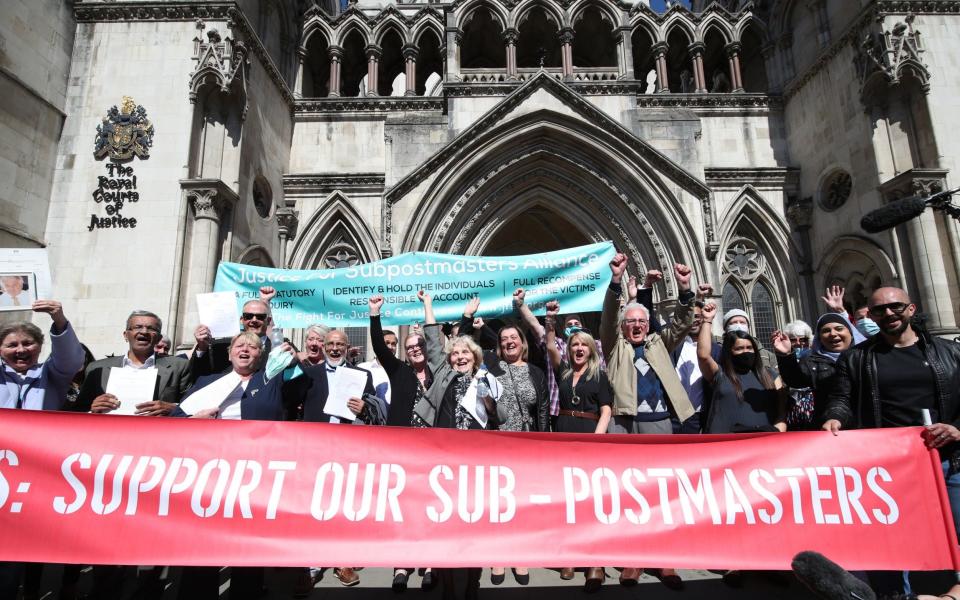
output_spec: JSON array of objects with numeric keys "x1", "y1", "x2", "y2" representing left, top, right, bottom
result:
[
  {"x1": 458, "y1": 373, "x2": 500, "y2": 429},
  {"x1": 104, "y1": 367, "x2": 158, "y2": 416},
  {"x1": 178, "y1": 372, "x2": 243, "y2": 416},
  {"x1": 197, "y1": 291, "x2": 241, "y2": 339},
  {"x1": 0, "y1": 248, "x2": 52, "y2": 300},
  {"x1": 324, "y1": 368, "x2": 368, "y2": 421}
]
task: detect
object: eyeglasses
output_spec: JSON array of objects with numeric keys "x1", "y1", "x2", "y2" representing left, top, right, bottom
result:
[
  {"x1": 788, "y1": 337, "x2": 810, "y2": 345},
  {"x1": 405, "y1": 345, "x2": 423, "y2": 352},
  {"x1": 241, "y1": 312, "x2": 268, "y2": 320},
  {"x1": 127, "y1": 324, "x2": 160, "y2": 334},
  {"x1": 868, "y1": 302, "x2": 909, "y2": 318},
  {"x1": 623, "y1": 318, "x2": 649, "y2": 326}
]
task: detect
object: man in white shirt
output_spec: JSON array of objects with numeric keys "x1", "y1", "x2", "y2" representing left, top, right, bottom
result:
[
  {"x1": 0, "y1": 275, "x2": 30, "y2": 308},
  {"x1": 357, "y1": 329, "x2": 397, "y2": 412}
]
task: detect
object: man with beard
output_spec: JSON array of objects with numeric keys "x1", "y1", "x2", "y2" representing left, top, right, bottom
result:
[{"x1": 824, "y1": 287, "x2": 960, "y2": 596}]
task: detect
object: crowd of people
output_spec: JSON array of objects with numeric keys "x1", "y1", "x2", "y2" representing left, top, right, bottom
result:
[{"x1": 1, "y1": 251, "x2": 960, "y2": 600}]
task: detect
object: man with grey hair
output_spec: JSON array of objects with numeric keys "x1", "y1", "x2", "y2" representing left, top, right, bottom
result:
[
  {"x1": 599, "y1": 252, "x2": 705, "y2": 589},
  {"x1": 74, "y1": 309, "x2": 193, "y2": 599},
  {"x1": 77, "y1": 310, "x2": 192, "y2": 416}
]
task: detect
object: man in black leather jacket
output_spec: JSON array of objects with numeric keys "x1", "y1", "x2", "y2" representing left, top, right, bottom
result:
[{"x1": 823, "y1": 287, "x2": 960, "y2": 533}]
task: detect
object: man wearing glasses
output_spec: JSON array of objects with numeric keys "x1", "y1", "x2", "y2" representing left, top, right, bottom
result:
[
  {"x1": 599, "y1": 253, "x2": 705, "y2": 589},
  {"x1": 77, "y1": 310, "x2": 192, "y2": 416},
  {"x1": 191, "y1": 298, "x2": 273, "y2": 377},
  {"x1": 824, "y1": 288, "x2": 960, "y2": 551}
]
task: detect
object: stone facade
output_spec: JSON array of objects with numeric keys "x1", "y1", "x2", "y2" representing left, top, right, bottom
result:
[{"x1": 4, "y1": 0, "x2": 960, "y2": 356}]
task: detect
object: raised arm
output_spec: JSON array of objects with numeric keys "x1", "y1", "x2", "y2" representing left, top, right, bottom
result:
[
  {"x1": 659, "y1": 264, "x2": 697, "y2": 353},
  {"x1": 513, "y1": 288, "x2": 545, "y2": 342},
  {"x1": 368, "y1": 294, "x2": 403, "y2": 374},
  {"x1": 599, "y1": 252, "x2": 628, "y2": 361},
  {"x1": 697, "y1": 301, "x2": 721, "y2": 382},
  {"x1": 543, "y1": 300, "x2": 563, "y2": 371},
  {"x1": 418, "y1": 289, "x2": 436, "y2": 325}
]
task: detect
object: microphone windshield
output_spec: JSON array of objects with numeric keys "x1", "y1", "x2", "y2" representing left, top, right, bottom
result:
[
  {"x1": 791, "y1": 551, "x2": 875, "y2": 600},
  {"x1": 861, "y1": 195, "x2": 927, "y2": 233}
]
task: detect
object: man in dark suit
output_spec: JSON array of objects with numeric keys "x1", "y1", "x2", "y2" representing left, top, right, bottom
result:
[
  {"x1": 73, "y1": 310, "x2": 192, "y2": 599},
  {"x1": 76, "y1": 310, "x2": 192, "y2": 415},
  {"x1": 191, "y1": 296, "x2": 273, "y2": 378},
  {"x1": 285, "y1": 329, "x2": 375, "y2": 591}
]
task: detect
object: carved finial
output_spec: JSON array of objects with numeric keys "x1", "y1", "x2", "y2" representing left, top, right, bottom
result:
[
  {"x1": 207, "y1": 28, "x2": 221, "y2": 43},
  {"x1": 120, "y1": 96, "x2": 136, "y2": 115}
]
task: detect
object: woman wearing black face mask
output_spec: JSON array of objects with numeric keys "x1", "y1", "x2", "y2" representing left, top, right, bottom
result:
[{"x1": 697, "y1": 302, "x2": 787, "y2": 434}]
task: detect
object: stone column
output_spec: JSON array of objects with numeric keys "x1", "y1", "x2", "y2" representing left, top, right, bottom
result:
[
  {"x1": 652, "y1": 41, "x2": 669, "y2": 92},
  {"x1": 559, "y1": 28, "x2": 575, "y2": 79},
  {"x1": 688, "y1": 41, "x2": 707, "y2": 93},
  {"x1": 276, "y1": 207, "x2": 299, "y2": 268},
  {"x1": 503, "y1": 28, "x2": 518, "y2": 80},
  {"x1": 178, "y1": 183, "x2": 236, "y2": 342},
  {"x1": 365, "y1": 44, "x2": 381, "y2": 96},
  {"x1": 327, "y1": 45, "x2": 343, "y2": 97},
  {"x1": 445, "y1": 12, "x2": 461, "y2": 81},
  {"x1": 294, "y1": 46, "x2": 307, "y2": 98},
  {"x1": 614, "y1": 28, "x2": 633, "y2": 79},
  {"x1": 778, "y1": 34, "x2": 795, "y2": 80},
  {"x1": 403, "y1": 45, "x2": 418, "y2": 95},
  {"x1": 786, "y1": 197, "x2": 819, "y2": 321},
  {"x1": 725, "y1": 41, "x2": 744, "y2": 92}
]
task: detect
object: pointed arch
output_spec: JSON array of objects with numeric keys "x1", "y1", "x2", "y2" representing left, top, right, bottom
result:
[
  {"x1": 661, "y1": 14, "x2": 695, "y2": 44},
  {"x1": 733, "y1": 14, "x2": 769, "y2": 42},
  {"x1": 412, "y1": 18, "x2": 444, "y2": 46},
  {"x1": 568, "y1": 0, "x2": 622, "y2": 31},
  {"x1": 289, "y1": 193, "x2": 381, "y2": 271},
  {"x1": 456, "y1": 0, "x2": 509, "y2": 31},
  {"x1": 334, "y1": 16, "x2": 371, "y2": 48},
  {"x1": 236, "y1": 244, "x2": 276, "y2": 267},
  {"x1": 698, "y1": 16, "x2": 732, "y2": 45},
  {"x1": 513, "y1": 0, "x2": 565, "y2": 30},
  {"x1": 302, "y1": 18, "x2": 335, "y2": 49},
  {"x1": 816, "y1": 236, "x2": 899, "y2": 310},
  {"x1": 373, "y1": 16, "x2": 410, "y2": 47}
]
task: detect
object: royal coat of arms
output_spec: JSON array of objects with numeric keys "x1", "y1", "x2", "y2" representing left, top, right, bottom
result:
[{"x1": 93, "y1": 96, "x2": 155, "y2": 161}]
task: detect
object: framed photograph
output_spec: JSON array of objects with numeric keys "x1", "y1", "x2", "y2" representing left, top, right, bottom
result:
[{"x1": 0, "y1": 273, "x2": 37, "y2": 311}]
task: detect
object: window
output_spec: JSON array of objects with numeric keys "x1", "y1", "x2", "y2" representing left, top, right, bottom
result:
[
  {"x1": 722, "y1": 281, "x2": 745, "y2": 312},
  {"x1": 721, "y1": 236, "x2": 780, "y2": 341},
  {"x1": 750, "y1": 282, "x2": 776, "y2": 347},
  {"x1": 819, "y1": 169, "x2": 852, "y2": 211}
]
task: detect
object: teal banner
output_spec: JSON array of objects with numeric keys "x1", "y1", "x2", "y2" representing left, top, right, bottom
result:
[{"x1": 213, "y1": 242, "x2": 616, "y2": 328}]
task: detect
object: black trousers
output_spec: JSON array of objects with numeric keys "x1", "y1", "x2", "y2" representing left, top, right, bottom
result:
[{"x1": 438, "y1": 568, "x2": 481, "y2": 600}]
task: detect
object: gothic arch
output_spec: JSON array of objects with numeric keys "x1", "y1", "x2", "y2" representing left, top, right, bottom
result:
[
  {"x1": 456, "y1": 0, "x2": 509, "y2": 31},
  {"x1": 660, "y1": 14, "x2": 696, "y2": 44},
  {"x1": 816, "y1": 236, "x2": 899, "y2": 309},
  {"x1": 334, "y1": 16, "x2": 371, "y2": 48},
  {"x1": 289, "y1": 193, "x2": 381, "y2": 270},
  {"x1": 373, "y1": 17, "x2": 410, "y2": 47},
  {"x1": 301, "y1": 18, "x2": 335, "y2": 49},
  {"x1": 717, "y1": 186, "x2": 800, "y2": 320},
  {"x1": 513, "y1": 0, "x2": 565, "y2": 30},
  {"x1": 395, "y1": 110, "x2": 709, "y2": 296},
  {"x1": 733, "y1": 15, "x2": 769, "y2": 42},
  {"x1": 568, "y1": 0, "x2": 621, "y2": 31},
  {"x1": 697, "y1": 15, "x2": 733, "y2": 44},
  {"x1": 412, "y1": 19, "x2": 444, "y2": 46},
  {"x1": 236, "y1": 244, "x2": 276, "y2": 267}
]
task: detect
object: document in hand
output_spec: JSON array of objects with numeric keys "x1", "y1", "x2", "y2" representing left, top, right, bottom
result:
[
  {"x1": 178, "y1": 372, "x2": 244, "y2": 416},
  {"x1": 197, "y1": 291, "x2": 241, "y2": 339},
  {"x1": 324, "y1": 368, "x2": 368, "y2": 421},
  {"x1": 104, "y1": 367, "x2": 158, "y2": 415}
]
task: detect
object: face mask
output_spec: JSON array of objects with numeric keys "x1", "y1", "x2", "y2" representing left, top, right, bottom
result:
[
  {"x1": 563, "y1": 326, "x2": 582, "y2": 338},
  {"x1": 731, "y1": 352, "x2": 755, "y2": 372},
  {"x1": 726, "y1": 323, "x2": 749, "y2": 334},
  {"x1": 794, "y1": 347, "x2": 812, "y2": 359},
  {"x1": 856, "y1": 317, "x2": 880, "y2": 337}
]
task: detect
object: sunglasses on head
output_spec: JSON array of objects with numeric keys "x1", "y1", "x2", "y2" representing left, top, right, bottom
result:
[
  {"x1": 868, "y1": 302, "x2": 909, "y2": 318},
  {"x1": 242, "y1": 312, "x2": 268, "y2": 320}
]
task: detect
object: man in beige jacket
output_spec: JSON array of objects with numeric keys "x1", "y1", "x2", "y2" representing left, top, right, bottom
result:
[{"x1": 598, "y1": 252, "x2": 708, "y2": 590}]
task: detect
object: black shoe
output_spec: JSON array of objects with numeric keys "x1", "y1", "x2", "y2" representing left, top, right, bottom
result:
[
  {"x1": 722, "y1": 570, "x2": 744, "y2": 588},
  {"x1": 490, "y1": 571, "x2": 505, "y2": 585},
  {"x1": 392, "y1": 571, "x2": 409, "y2": 593},
  {"x1": 421, "y1": 570, "x2": 436, "y2": 590},
  {"x1": 513, "y1": 569, "x2": 529, "y2": 585}
]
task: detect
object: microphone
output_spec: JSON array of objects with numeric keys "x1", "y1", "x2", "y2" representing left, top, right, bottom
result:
[
  {"x1": 791, "y1": 551, "x2": 875, "y2": 600},
  {"x1": 860, "y1": 195, "x2": 928, "y2": 233}
]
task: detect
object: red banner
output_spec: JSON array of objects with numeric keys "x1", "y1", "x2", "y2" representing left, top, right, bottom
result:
[{"x1": 0, "y1": 410, "x2": 956, "y2": 570}]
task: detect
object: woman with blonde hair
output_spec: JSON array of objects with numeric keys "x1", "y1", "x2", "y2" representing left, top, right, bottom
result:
[{"x1": 544, "y1": 300, "x2": 613, "y2": 591}]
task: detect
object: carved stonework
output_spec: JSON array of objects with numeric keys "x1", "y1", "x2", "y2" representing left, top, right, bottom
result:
[
  {"x1": 294, "y1": 97, "x2": 445, "y2": 114},
  {"x1": 635, "y1": 94, "x2": 782, "y2": 110},
  {"x1": 724, "y1": 238, "x2": 764, "y2": 281},
  {"x1": 283, "y1": 173, "x2": 386, "y2": 195},
  {"x1": 276, "y1": 207, "x2": 299, "y2": 240},
  {"x1": 324, "y1": 239, "x2": 360, "y2": 269},
  {"x1": 878, "y1": 168, "x2": 948, "y2": 202},
  {"x1": 188, "y1": 189, "x2": 229, "y2": 223},
  {"x1": 786, "y1": 196, "x2": 814, "y2": 229},
  {"x1": 190, "y1": 24, "x2": 250, "y2": 119},
  {"x1": 854, "y1": 14, "x2": 931, "y2": 107}
]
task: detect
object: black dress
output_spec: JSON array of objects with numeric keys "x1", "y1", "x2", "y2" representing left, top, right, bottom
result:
[
  {"x1": 705, "y1": 369, "x2": 780, "y2": 434},
  {"x1": 554, "y1": 367, "x2": 613, "y2": 433}
]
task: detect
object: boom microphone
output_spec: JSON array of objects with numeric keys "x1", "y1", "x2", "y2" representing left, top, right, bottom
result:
[
  {"x1": 860, "y1": 195, "x2": 928, "y2": 233},
  {"x1": 791, "y1": 551, "x2": 875, "y2": 600}
]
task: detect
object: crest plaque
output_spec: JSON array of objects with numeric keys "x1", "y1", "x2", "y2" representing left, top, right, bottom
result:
[{"x1": 93, "y1": 96, "x2": 155, "y2": 161}]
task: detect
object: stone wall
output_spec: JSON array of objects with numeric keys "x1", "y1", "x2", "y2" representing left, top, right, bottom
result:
[{"x1": 0, "y1": 0, "x2": 75, "y2": 247}]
